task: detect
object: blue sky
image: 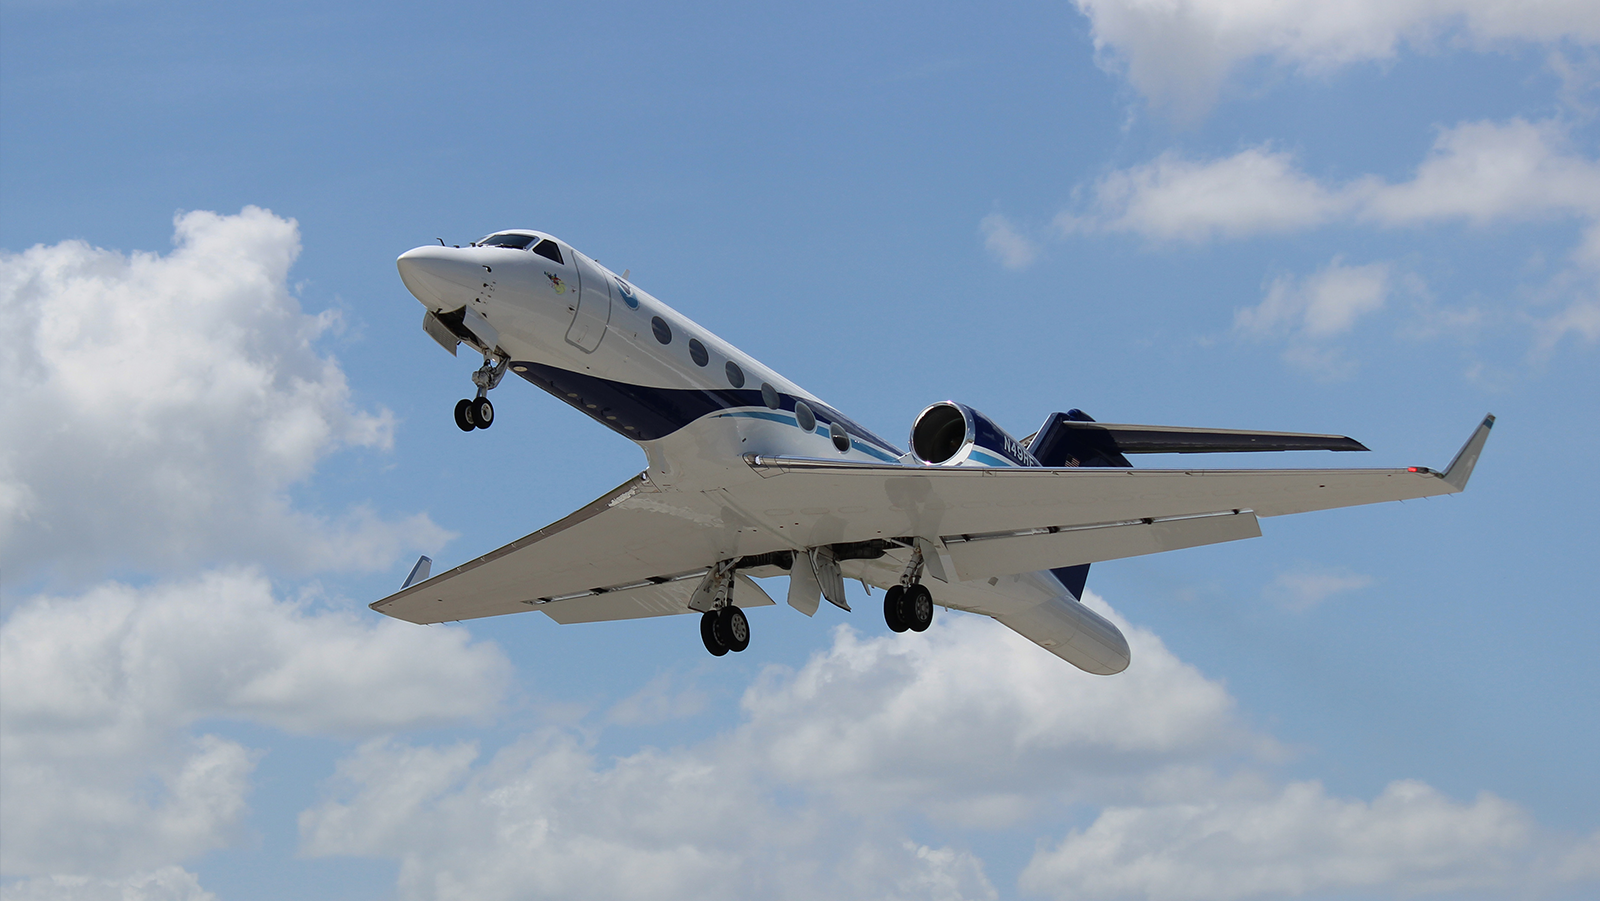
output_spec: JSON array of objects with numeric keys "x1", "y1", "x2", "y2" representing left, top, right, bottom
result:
[{"x1": 2, "y1": 1, "x2": 1597, "y2": 899}]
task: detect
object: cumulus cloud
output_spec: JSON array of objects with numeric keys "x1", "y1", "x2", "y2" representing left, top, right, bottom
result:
[
  {"x1": 1060, "y1": 147, "x2": 1358, "y2": 242},
  {"x1": 297, "y1": 601, "x2": 1262, "y2": 898},
  {"x1": 1067, "y1": 118, "x2": 1600, "y2": 242},
  {"x1": 1233, "y1": 258, "x2": 1396, "y2": 378},
  {"x1": 1236, "y1": 259, "x2": 1391, "y2": 341},
  {"x1": 1071, "y1": 0, "x2": 1600, "y2": 118},
  {"x1": 0, "y1": 206, "x2": 450, "y2": 583},
  {"x1": 0, "y1": 569, "x2": 511, "y2": 877},
  {"x1": 980, "y1": 213, "x2": 1040, "y2": 269},
  {"x1": 296, "y1": 601, "x2": 1597, "y2": 900},
  {"x1": 301, "y1": 732, "x2": 1001, "y2": 901},
  {"x1": 1021, "y1": 779, "x2": 1547, "y2": 900},
  {"x1": 0, "y1": 866, "x2": 216, "y2": 901},
  {"x1": 733, "y1": 601, "x2": 1272, "y2": 825}
]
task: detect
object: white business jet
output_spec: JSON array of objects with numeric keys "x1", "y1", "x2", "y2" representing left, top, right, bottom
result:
[{"x1": 372, "y1": 229, "x2": 1492, "y2": 675}]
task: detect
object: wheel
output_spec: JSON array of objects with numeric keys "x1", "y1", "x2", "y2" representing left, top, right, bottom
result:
[
  {"x1": 903, "y1": 583, "x2": 934, "y2": 632},
  {"x1": 454, "y1": 398, "x2": 475, "y2": 432},
  {"x1": 472, "y1": 396, "x2": 494, "y2": 429},
  {"x1": 700, "y1": 611, "x2": 729, "y2": 656},
  {"x1": 718, "y1": 606, "x2": 750, "y2": 653},
  {"x1": 883, "y1": 585, "x2": 908, "y2": 632}
]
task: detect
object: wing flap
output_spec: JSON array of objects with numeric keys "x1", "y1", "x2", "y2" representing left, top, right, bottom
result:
[
  {"x1": 536, "y1": 573, "x2": 775, "y2": 624},
  {"x1": 945, "y1": 510, "x2": 1262, "y2": 582}
]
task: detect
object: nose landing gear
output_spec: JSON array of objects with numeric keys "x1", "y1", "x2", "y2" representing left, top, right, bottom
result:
[{"x1": 454, "y1": 353, "x2": 508, "y2": 432}]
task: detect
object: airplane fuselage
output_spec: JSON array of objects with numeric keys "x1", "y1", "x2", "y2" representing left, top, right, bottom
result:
[
  {"x1": 396, "y1": 230, "x2": 1105, "y2": 658},
  {"x1": 387, "y1": 228, "x2": 1488, "y2": 675}
]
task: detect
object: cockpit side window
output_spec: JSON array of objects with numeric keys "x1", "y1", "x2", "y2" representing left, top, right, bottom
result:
[
  {"x1": 533, "y1": 239, "x2": 564, "y2": 264},
  {"x1": 481, "y1": 233, "x2": 535, "y2": 249}
]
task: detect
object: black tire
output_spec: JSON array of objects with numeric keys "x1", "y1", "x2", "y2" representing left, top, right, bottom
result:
[
  {"x1": 904, "y1": 584, "x2": 934, "y2": 632},
  {"x1": 719, "y1": 606, "x2": 750, "y2": 653},
  {"x1": 883, "y1": 585, "x2": 908, "y2": 632},
  {"x1": 454, "y1": 398, "x2": 475, "y2": 432},
  {"x1": 700, "y1": 611, "x2": 729, "y2": 656},
  {"x1": 472, "y1": 396, "x2": 494, "y2": 429}
]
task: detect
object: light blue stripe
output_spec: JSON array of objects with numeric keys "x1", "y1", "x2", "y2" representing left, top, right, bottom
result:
[
  {"x1": 967, "y1": 450, "x2": 1015, "y2": 468},
  {"x1": 718, "y1": 409, "x2": 901, "y2": 461}
]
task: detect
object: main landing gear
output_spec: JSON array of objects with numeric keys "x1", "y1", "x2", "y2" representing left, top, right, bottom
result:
[
  {"x1": 883, "y1": 545, "x2": 935, "y2": 633},
  {"x1": 695, "y1": 560, "x2": 753, "y2": 656},
  {"x1": 454, "y1": 353, "x2": 508, "y2": 432},
  {"x1": 883, "y1": 584, "x2": 933, "y2": 633},
  {"x1": 700, "y1": 606, "x2": 750, "y2": 656}
]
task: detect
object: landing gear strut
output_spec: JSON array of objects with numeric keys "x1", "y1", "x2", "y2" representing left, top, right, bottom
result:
[
  {"x1": 694, "y1": 560, "x2": 752, "y2": 656},
  {"x1": 454, "y1": 352, "x2": 508, "y2": 432},
  {"x1": 884, "y1": 546, "x2": 935, "y2": 633}
]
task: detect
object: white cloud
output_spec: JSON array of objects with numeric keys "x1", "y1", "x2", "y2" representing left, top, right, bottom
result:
[
  {"x1": 980, "y1": 213, "x2": 1040, "y2": 269},
  {"x1": 1070, "y1": 119, "x2": 1600, "y2": 242},
  {"x1": 298, "y1": 600, "x2": 1259, "y2": 898},
  {"x1": 0, "y1": 206, "x2": 451, "y2": 583},
  {"x1": 1236, "y1": 259, "x2": 1391, "y2": 341},
  {"x1": 1234, "y1": 258, "x2": 1394, "y2": 377},
  {"x1": 296, "y1": 599, "x2": 1598, "y2": 900},
  {"x1": 733, "y1": 600, "x2": 1272, "y2": 825},
  {"x1": 605, "y1": 670, "x2": 709, "y2": 726},
  {"x1": 0, "y1": 569, "x2": 512, "y2": 877},
  {"x1": 0, "y1": 866, "x2": 216, "y2": 901},
  {"x1": 1367, "y1": 118, "x2": 1600, "y2": 225},
  {"x1": 1262, "y1": 566, "x2": 1375, "y2": 612},
  {"x1": 1071, "y1": 0, "x2": 1600, "y2": 118},
  {"x1": 1021, "y1": 779, "x2": 1547, "y2": 901},
  {"x1": 300, "y1": 732, "x2": 1001, "y2": 901},
  {"x1": 1060, "y1": 147, "x2": 1359, "y2": 242}
]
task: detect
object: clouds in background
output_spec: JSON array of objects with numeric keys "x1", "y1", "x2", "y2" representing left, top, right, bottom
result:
[
  {"x1": 0, "y1": 207, "x2": 450, "y2": 583},
  {"x1": 0, "y1": 570, "x2": 511, "y2": 878},
  {"x1": 297, "y1": 607, "x2": 1595, "y2": 901},
  {"x1": 1047, "y1": 117, "x2": 1600, "y2": 360},
  {"x1": 980, "y1": 213, "x2": 1039, "y2": 270},
  {"x1": 1022, "y1": 779, "x2": 1564, "y2": 901},
  {"x1": 1261, "y1": 565, "x2": 1375, "y2": 612},
  {"x1": 1062, "y1": 118, "x2": 1600, "y2": 243},
  {"x1": 1, "y1": 866, "x2": 216, "y2": 901},
  {"x1": 1071, "y1": 0, "x2": 1600, "y2": 118}
]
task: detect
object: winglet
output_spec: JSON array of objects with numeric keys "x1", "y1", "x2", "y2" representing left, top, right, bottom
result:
[
  {"x1": 401, "y1": 555, "x2": 432, "y2": 590},
  {"x1": 1439, "y1": 414, "x2": 1494, "y2": 492}
]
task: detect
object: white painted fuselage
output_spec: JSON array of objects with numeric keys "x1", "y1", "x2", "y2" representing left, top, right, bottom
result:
[{"x1": 397, "y1": 230, "x2": 1129, "y2": 673}]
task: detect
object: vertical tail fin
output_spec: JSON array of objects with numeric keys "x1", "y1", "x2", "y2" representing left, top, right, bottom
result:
[{"x1": 1027, "y1": 409, "x2": 1127, "y2": 599}]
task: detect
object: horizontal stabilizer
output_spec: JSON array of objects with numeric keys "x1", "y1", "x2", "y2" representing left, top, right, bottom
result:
[{"x1": 1049, "y1": 420, "x2": 1369, "y2": 456}]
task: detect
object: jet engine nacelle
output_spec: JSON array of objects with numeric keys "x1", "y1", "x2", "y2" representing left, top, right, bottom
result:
[{"x1": 910, "y1": 401, "x2": 1040, "y2": 467}]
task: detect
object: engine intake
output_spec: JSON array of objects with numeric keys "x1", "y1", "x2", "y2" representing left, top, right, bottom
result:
[{"x1": 910, "y1": 401, "x2": 1038, "y2": 467}]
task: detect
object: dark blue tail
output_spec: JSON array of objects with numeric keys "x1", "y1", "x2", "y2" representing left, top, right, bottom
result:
[{"x1": 1026, "y1": 409, "x2": 1124, "y2": 600}]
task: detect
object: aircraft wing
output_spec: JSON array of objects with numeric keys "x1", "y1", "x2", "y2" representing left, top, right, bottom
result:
[
  {"x1": 374, "y1": 415, "x2": 1490, "y2": 625},
  {"x1": 371, "y1": 475, "x2": 781, "y2": 625}
]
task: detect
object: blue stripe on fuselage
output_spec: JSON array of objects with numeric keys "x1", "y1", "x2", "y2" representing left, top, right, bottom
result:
[
  {"x1": 966, "y1": 449, "x2": 1015, "y2": 468},
  {"x1": 512, "y1": 361, "x2": 903, "y2": 457}
]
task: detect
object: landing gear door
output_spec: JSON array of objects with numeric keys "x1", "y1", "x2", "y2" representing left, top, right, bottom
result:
[{"x1": 567, "y1": 253, "x2": 613, "y2": 353}]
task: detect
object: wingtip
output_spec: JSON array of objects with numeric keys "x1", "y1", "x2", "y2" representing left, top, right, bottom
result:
[{"x1": 1440, "y1": 413, "x2": 1494, "y2": 492}]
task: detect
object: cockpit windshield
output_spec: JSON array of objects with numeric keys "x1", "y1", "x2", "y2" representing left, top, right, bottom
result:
[{"x1": 479, "y1": 233, "x2": 536, "y2": 249}]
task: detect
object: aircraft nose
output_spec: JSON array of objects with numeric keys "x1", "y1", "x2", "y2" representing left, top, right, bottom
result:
[{"x1": 397, "y1": 245, "x2": 482, "y2": 308}]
